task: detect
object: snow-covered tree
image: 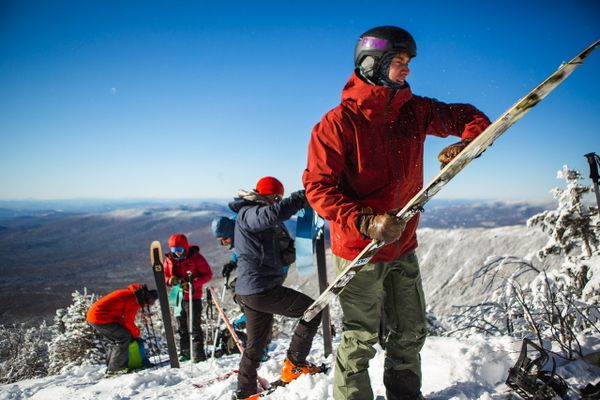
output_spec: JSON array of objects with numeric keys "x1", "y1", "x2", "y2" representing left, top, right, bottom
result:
[
  {"x1": 0, "y1": 322, "x2": 50, "y2": 384},
  {"x1": 47, "y1": 289, "x2": 106, "y2": 374},
  {"x1": 447, "y1": 165, "x2": 600, "y2": 359},
  {"x1": 528, "y1": 165, "x2": 599, "y2": 260}
]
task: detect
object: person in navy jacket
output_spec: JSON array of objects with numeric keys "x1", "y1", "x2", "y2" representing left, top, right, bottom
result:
[{"x1": 228, "y1": 176, "x2": 322, "y2": 400}]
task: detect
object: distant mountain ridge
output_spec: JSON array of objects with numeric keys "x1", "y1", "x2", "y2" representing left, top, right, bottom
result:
[
  {"x1": 418, "y1": 200, "x2": 551, "y2": 228},
  {"x1": 0, "y1": 199, "x2": 551, "y2": 326}
]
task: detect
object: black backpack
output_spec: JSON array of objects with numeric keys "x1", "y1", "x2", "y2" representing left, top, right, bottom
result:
[{"x1": 275, "y1": 224, "x2": 296, "y2": 266}]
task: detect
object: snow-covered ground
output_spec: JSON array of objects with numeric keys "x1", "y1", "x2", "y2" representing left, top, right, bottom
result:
[
  {"x1": 2, "y1": 223, "x2": 599, "y2": 399},
  {"x1": 2, "y1": 332, "x2": 599, "y2": 400}
]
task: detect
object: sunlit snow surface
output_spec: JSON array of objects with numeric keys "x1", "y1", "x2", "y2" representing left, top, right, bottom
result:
[{"x1": 2, "y1": 331, "x2": 599, "y2": 400}]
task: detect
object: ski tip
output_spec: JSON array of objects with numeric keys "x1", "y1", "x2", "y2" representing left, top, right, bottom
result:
[
  {"x1": 580, "y1": 39, "x2": 600, "y2": 60},
  {"x1": 150, "y1": 240, "x2": 163, "y2": 265}
]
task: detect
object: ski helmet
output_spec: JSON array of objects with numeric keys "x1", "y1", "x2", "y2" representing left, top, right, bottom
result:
[
  {"x1": 354, "y1": 26, "x2": 417, "y2": 86},
  {"x1": 255, "y1": 176, "x2": 284, "y2": 196}
]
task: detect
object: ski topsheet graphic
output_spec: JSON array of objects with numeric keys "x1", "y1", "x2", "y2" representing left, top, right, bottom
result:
[
  {"x1": 302, "y1": 39, "x2": 600, "y2": 322},
  {"x1": 150, "y1": 240, "x2": 180, "y2": 368}
]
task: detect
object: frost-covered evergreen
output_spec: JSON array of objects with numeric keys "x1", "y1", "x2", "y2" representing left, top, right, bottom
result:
[
  {"x1": 47, "y1": 289, "x2": 106, "y2": 374},
  {"x1": 528, "y1": 165, "x2": 599, "y2": 259},
  {"x1": 0, "y1": 322, "x2": 50, "y2": 384},
  {"x1": 447, "y1": 165, "x2": 600, "y2": 359}
]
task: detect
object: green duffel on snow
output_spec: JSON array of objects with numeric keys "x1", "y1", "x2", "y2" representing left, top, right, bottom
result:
[{"x1": 127, "y1": 339, "x2": 151, "y2": 369}]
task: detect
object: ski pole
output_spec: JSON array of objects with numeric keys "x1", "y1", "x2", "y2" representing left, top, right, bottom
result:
[
  {"x1": 187, "y1": 270, "x2": 194, "y2": 366},
  {"x1": 142, "y1": 305, "x2": 161, "y2": 364},
  {"x1": 210, "y1": 275, "x2": 229, "y2": 363},
  {"x1": 205, "y1": 288, "x2": 213, "y2": 345},
  {"x1": 206, "y1": 287, "x2": 214, "y2": 321},
  {"x1": 584, "y1": 152, "x2": 600, "y2": 212}
]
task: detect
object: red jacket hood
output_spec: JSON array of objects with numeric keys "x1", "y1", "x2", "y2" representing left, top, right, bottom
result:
[
  {"x1": 127, "y1": 283, "x2": 142, "y2": 294},
  {"x1": 168, "y1": 234, "x2": 190, "y2": 250},
  {"x1": 341, "y1": 72, "x2": 413, "y2": 119}
]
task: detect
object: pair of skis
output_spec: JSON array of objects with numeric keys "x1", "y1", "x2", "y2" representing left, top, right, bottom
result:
[{"x1": 301, "y1": 39, "x2": 600, "y2": 323}]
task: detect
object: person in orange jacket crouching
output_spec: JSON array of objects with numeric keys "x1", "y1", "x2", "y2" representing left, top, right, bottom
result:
[{"x1": 87, "y1": 283, "x2": 157, "y2": 375}]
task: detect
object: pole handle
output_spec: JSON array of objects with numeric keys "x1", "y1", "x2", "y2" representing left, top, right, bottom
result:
[
  {"x1": 186, "y1": 270, "x2": 193, "y2": 295},
  {"x1": 584, "y1": 152, "x2": 600, "y2": 182}
]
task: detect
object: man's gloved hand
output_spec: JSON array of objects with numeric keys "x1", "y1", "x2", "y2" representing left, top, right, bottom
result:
[
  {"x1": 167, "y1": 276, "x2": 181, "y2": 286},
  {"x1": 356, "y1": 213, "x2": 406, "y2": 243},
  {"x1": 135, "y1": 337, "x2": 144, "y2": 344},
  {"x1": 222, "y1": 261, "x2": 236, "y2": 278},
  {"x1": 289, "y1": 190, "x2": 307, "y2": 207},
  {"x1": 438, "y1": 139, "x2": 471, "y2": 168}
]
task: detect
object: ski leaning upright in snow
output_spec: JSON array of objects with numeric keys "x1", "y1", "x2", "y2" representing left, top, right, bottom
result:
[
  {"x1": 150, "y1": 240, "x2": 180, "y2": 368},
  {"x1": 302, "y1": 39, "x2": 600, "y2": 322},
  {"x1": 296, "y1": 205, "x2": 333, "y2": 356}
]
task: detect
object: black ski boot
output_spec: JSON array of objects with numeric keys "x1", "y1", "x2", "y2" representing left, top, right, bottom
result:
[{"x1": 384, "y1": 369, "x2": 424, "y2": 400}]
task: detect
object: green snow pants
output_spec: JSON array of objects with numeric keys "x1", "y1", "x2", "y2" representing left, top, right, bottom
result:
[{"x1": 333, "y1": 251, "x2": 427, "y2": 400}]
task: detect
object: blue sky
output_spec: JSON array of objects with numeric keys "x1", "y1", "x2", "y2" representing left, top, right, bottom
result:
[{"x1": 1, "y1": 0, "x2": 598, "y2": 201}]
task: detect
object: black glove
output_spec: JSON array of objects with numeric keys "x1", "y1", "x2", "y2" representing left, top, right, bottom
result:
[
  {"x1": 222, "y1": 261, "x2": 237, "y2": 278},
  {"x1": 289, "y1": 189, "x2": 307, "y2": 208},
  {"x1": 356, "y1": 213, "x2": 406, "y2": 243},
  {"x1": 135, "y1": 337, "x2": 144, "y2": 345}
]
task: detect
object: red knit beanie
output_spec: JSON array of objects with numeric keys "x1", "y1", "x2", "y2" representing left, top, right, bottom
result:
[{"x1": 255, "y1": 176, "x2": 284, "y2": 196}]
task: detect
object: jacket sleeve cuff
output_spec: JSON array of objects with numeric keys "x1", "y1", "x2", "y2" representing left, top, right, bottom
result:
[{"x1": 461, "y1": 115, "x2": 491, "y2": 141}]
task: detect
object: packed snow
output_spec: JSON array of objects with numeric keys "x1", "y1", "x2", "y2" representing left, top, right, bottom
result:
[
  {"x1": 2, "y1": 225, "x2": 599, "y2": 399},
  {"x1": 2, "y1": 329, "x2": 599, "y2": 400}
]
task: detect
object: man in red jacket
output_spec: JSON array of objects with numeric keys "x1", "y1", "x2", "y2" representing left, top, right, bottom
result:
[
  {"x1": 303, "y1": 26, "x2": 491, "y2": 400},
  {"x1": 87, "y1": 284, "x2": 157, "y2": 375},
  {"x1": 164, "y1": 233, "x2": 213, "y2": 362}
]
